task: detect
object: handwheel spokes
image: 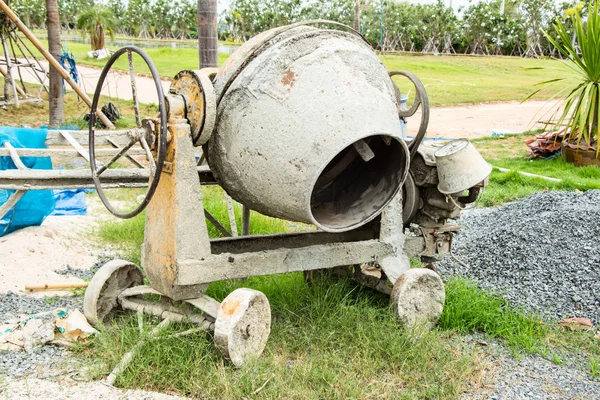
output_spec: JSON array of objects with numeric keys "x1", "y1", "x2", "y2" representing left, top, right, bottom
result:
[
  {"x1": 139, "y1": 135, "x2": 157, "y2": 174},
  {"x1": 127, "y1": 49, "x2": 143, "y2": 129},
  {"x1": 95, "y1": 138, "x2": 138, "y2": 176}
]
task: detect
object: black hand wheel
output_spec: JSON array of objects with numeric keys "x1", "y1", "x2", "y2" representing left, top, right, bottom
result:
[
  {"x1": 88, "y1": 46, "x2": 167, "y2": 219},
  {"x1": 389, "y1": 71, "x2": 430, "y2": 160}
]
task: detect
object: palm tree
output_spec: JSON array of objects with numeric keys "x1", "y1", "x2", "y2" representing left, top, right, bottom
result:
[
  {"x1": 198, "y1": 0, "x2": 217, "y2": 68},
  {"x1": 46, "y1": 0, "x2": 64, "y2": 127},
  {"x1": 77, "y1": 6, "x2": 117, "y2": 51}
]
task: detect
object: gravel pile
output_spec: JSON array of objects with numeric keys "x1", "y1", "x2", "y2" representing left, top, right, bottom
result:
[
  {"x1": 0, "y1": 291, "x2": 83, "y2": 320},
  {"x1": 483, "y1": 355, "x2": 600, "y2": 400},
  {"x1": 0, "y1": 345, "x2": 70, "y2": 377},
  {"x1": 438, "y1": 190, "x2": 600, "y2": 324},
  {"x1": 459, "y1": 334, "x2": 600, "y2": 400},
  {"x1": 54, "y1": 263, "x2": 99, "y2": 281}
]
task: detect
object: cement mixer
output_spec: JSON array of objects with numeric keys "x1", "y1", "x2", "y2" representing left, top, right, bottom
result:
[{"x1": 81, "y1": 21, "x2": 492, "y2": 367}]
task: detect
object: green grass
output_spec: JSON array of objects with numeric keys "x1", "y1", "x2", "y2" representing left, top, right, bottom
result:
[
  {"x1": 43, "y1": 295, "x2": 62, "y2": 305},
  {"x1": 384, "y1": 54, "x2": 574, "y2": 106},
  {"x1": 84, "y1": 271, "x2": 600, "y2": 398},
  {"x1": 440, "y1": 278, "x2": 551, "y2": 354},
  {"x1": 591, "y1": 358, "x2": 600, "y2": 379},
  {"x1": 37, "y1": 40, "x2": 229, "y2": 79},
  {"x1": 30, "y1": 38, "x2": 574, "y2": 105},
  {"x1": 88, "y1": 171, "x2": 600, "y2": 398},
  {"x1": 86, "y1": 276, "x2": 482, "y2": 399},
  {"x1": 472, "y1": 134, "x2": 600, "y2": 206}
]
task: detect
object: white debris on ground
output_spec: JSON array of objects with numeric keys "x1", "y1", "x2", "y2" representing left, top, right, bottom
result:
[
  {"x1": 1, "y1": 309, "x2": 97, "y2": 352},
  {"x1": 1, "y1": 376, "x2": 190, "y2": 400}
]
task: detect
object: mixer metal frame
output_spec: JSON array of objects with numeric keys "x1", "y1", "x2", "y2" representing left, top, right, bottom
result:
[{"x1": 140, "y1": 96, "x2": 416, "y2": 302}]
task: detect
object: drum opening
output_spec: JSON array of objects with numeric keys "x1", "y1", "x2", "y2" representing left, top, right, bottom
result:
[{"x1": 310, "y1": 135, "x2": 408, "y2": 231}]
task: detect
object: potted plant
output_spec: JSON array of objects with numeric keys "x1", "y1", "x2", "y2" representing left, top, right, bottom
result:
[{"x1": 530, "y1": 1, "x2": 600, "y2": 166}]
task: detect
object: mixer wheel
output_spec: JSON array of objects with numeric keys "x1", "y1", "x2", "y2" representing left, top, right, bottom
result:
[
  {"x1": 214, "y1": 288, "x2": 271, "y2": 368},
  {"x1": 83, "y1": 259, "x2": 144, "y2": 328},
  {"x1": 390, "y1": 268, "x2": 445, "y2": 331}
]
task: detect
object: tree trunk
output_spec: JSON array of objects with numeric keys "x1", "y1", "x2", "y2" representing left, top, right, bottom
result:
[
  {"x1": 354, "y1": 0, "x2": 360, "y2": 32},
  {"x1": 46, "y1": 0, "x2": 64, "y2": 128},
  {"x1": 198, "y1": 0, "x2": 218, "y2": 68},
  {"x1": 97, "y1": 25, "x2": 105, "y2": 50}
]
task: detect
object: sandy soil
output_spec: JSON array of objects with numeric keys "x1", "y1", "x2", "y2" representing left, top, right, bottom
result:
[
  {"x1": 0, "y1": 214, "x2": 100, "y2": 296},
  {"x1": 1, "y1": 376, "x2": 189, "y2": 400},
  {"x1": 422, "y1": 100, "x2": 559, "y2": 140}
]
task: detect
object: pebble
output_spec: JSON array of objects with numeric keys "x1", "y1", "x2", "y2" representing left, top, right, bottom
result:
[{"x1": 438, "y1": 190, "x2": 600, "y2": 325}]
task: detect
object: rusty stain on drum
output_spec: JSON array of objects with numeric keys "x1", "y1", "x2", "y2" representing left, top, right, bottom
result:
[{"x1": 281, "y1": 68, "x2": 296, "y2": 88}]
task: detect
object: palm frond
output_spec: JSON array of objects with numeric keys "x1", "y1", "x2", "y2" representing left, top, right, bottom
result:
[{"x1": 531, "y1": 1, "x2": 600, "y2": 156}]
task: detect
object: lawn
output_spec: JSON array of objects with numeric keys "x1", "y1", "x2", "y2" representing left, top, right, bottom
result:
[
  {"x1": 29, "y1": 38, "x2": 575, "y2": 106},
  {"x1": 383, "y1": 54, "x2": 574, "y2": 106},
  {"x1": 472, "y1": 134, "x2": 600, "y2": 206}
]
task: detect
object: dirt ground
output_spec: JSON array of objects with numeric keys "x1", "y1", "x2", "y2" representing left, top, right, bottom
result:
[
  {"x1": 2, "y1": 376, "x2": 189, "y2": 399},
  {"x1": 420, "y1": 100, "x2": 558, "y2": 140},
  {"x1": 0, "y1": 200, "x2": 108, "y2": 296}
]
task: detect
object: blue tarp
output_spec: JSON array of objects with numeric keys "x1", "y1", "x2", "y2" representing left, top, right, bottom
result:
[
  {"x1": 0, "y1": 127, "x2": 55, "y2": 236},
  {"x1": 51, "y1": 189, "x2": 90, "y2": 216}
]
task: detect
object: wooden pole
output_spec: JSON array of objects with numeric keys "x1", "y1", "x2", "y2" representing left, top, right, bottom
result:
[
  {"x1": 0, "y1": 65, "x2": 26, "y2": 96},
  {"x1": 25, "y1": 282, "x2": 89, "y2": 291},
  {"x1": 0, "y1": 0, "x2": 115, "y2": 129}
]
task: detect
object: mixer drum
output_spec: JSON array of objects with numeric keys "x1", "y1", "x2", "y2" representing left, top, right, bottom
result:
[{"x1": 208, "y1": 26, "x2": 410, "y2": 232}]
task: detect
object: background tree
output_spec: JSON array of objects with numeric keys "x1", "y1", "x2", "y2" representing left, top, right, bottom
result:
[
  {"x1": 105, "y1": 0, "x2": 126, "y2": 34},
  {"x1": 517, "y1": 0, "x2": 556, "y2": 56},
  {"x1": 126, "y1": 0, "x2": 153, "y2": 38},
  {"x1": 58, "y1": 0, "x2": 92, "y2": 31},
  {"x1": 77, "y1": 6, "x2": 117, "y2": 50},
  {"x1": 12, "y1": 0, "x2": 46, "y2": 28},
  {"x1": 8, "y1": 0, "x2": 587, "y2": 58},
  {"x1": 46, "y1": 0, "x2": 64, "y2": 127}
]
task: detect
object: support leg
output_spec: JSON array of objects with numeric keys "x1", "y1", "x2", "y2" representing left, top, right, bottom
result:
[
  {"x1": 377, "y1": 191, "x2": 411, "y2": 284},
  {"x1": 142, "y1": 118, "x2": 212, "y2": 300}
]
